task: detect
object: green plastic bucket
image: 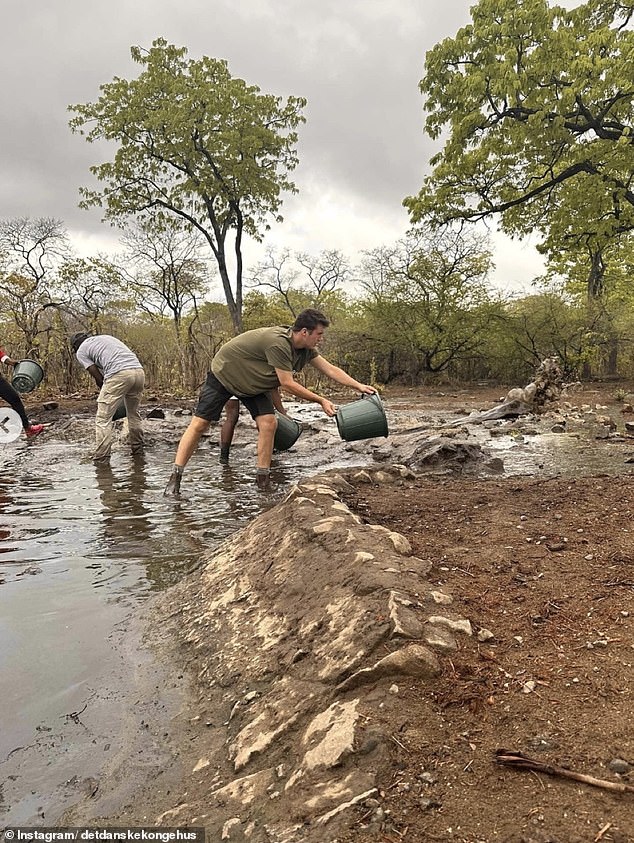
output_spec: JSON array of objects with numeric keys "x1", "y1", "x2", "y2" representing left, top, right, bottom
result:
[
  {"x1": 336, "y1": 393, "x2": 389, "y2": 441},
  {"x1": 11, "y1": 359, "x2": 44, "y2": 394},
  {"x1": 113, "y1": 400, "x2": 127, "y2": 421},
  {"x1": 274, "y1": 411, "x2": 302, "y2": 451}
]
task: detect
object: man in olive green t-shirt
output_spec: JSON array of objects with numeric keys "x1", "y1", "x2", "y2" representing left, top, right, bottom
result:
[{"x1": 165, "y1": 308, "x2": 376, "y2": 493}]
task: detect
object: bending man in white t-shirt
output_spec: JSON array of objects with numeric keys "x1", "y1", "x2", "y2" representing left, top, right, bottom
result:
[{"x1": 71, "y1": 333, "x2": 145, "y2": 463}]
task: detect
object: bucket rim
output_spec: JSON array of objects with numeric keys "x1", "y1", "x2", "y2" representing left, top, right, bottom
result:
[{"x1": 14, "y1": 358, "x2": 44, "y2": 375}]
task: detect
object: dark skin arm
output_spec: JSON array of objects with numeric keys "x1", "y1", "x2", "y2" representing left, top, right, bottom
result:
[
  {"x1": 87, "y1": 364, "x2": 104, "y2": 388},
  {"x1": 270, "y1": 387, "x2": 287, "y2": 415}
]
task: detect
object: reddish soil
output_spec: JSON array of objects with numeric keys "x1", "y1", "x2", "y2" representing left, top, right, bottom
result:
[{"x1": 336, "y1": 383, "x2": 634, "y2": 843}]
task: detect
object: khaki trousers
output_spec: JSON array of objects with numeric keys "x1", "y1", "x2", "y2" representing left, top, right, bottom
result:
[{"x1": 94, "y1": 368, "x2": 145, "y2": 461}]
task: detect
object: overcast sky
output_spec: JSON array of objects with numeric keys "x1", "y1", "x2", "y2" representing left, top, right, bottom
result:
[{"x1": 1, "y1": 0, "x2": 546, "y2": 297}]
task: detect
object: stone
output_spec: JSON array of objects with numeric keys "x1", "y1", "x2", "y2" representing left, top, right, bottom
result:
[
  {"x1": 421, "y1": 624, "x2": 457, "y2": 653},
  {"x1": 221, "y1": 818, "x2": 241, "y2": 840},
  {"x1": 429, "y1": 590, "x2": 453, "y2": 606},
  {"x1": 426, "y1": 615, "x2": 473, "y2": 636},
  {"x1": 312, "y1": 516, "x2": 347, "y2": 535},
  {"x1": 336, "y1": 644, "x2": 441, "y2": 692},
  {"x1": 299, "y1": 699, "x2": 360, "y2": 771},
  {"x1": 315, "y1": 787, "x2": 378, "y2": 826},
  {"x1": 389, "y1": 592, "x2": 423, "y2": 639},
  {"x1": 608, "y1": 758, "x2": 631, "y2": 774},
  {"x1": 477, "y1": 628, "x2": 495, "y2": 642},
  {"x1": 146, "y1": 407, "x2": 166, "y2": 419},
  {"x1": 483, "y1": 457, "x2": 505, "y2": 474}
]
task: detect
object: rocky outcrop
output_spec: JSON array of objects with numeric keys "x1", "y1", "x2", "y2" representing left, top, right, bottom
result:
[{"x1": 159, "y1": 466, "x2": 475, "y2": 842}]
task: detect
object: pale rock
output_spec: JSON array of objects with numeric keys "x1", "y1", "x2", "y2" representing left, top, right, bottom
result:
[
  {"x1": 387, "y1": 531, "x2": 412, "y2": 554},
  {"x1": 210, "y1": 769, "x2": 275, "y2": 806},
  {"x1": 353, "y1": 551, "x2": 375, "y2": 564},
  {"x1": 315, "y1": 788, "x2": 379, "y2": 825},
  {"x1": 336, "y1": 644, "x2": 441, "y2": 692},
  {"x1": 477, "y1": 628, "x2": 495, "y2": 642},
  {"x1": 231, "y1": 711, "x2": 300, "y2": 771},
  {"x1": 299, "y1": 699, "x2": 360, "y2": 770},
  {"x1": 221, "y1": 818, "x2": 241, "y2": 840},
  {"x1": 421, "y1": 624, "x2": 457, "y2": 653},
  {"x1": 429, "y1": 590, "x2": 453, "y2": 605},
  {"x1": 427, "y1": 615, "x2": 473, "y2": 636},
  {"x1": 313, "y1": 516, "x2": 348, "y2": 535},
  {"x1": 388, "y1": 592, "x2": 423, "y2": 639}
]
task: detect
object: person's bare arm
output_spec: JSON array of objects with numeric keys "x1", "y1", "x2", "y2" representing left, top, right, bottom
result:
[
  {"x1": 275, "y1": 368, "x2": 337, "y2": 417},
  {"x1": 270, "y1": 387, "x2": 287, "y2": 415},
  {"x1": 87, "y1": 364, "x2": 104, "y2": 388},
  {"x1": 310, "y1": 355, "x2": 376, "y2": 394}
]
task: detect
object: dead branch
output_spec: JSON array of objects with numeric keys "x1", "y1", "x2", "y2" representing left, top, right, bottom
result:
[{"x1": 495, "y1": 749, "x2": 634, "y2": 794}]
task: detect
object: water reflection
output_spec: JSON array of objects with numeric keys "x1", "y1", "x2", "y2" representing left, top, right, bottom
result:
[
  {"x1": 0, "y1": 481, "x2": 16, "y2": 557},
  {"x1": 94, "y1": 457, "x2": 153, "y2": 552}
]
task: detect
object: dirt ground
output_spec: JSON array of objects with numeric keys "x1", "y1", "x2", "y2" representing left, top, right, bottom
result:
[
  {"x1": 334, "y1": 384, "x2": 634, "y2": 843},
  {"x1": 27, "y1": 382, "x2": 634, "y2": 842}
]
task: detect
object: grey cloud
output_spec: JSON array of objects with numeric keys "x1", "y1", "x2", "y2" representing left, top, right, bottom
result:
[{"x1": 1, "y1": 0, "x2": 477, "y2": 251}]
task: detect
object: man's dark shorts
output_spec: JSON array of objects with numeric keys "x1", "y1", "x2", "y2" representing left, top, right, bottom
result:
[{"x1": 194, "y1": 372, "x2": 275, "y2": 421}]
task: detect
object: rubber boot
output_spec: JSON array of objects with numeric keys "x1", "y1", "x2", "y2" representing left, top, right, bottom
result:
[
  {"x1": 255, "y1": 468, "x2": 271, "y2": 490},
  {"x1": 164, "y1": 467, "x2": 183, "y2": 497},
  {"x1": 219, "y1": 444, "x2": 231, "y2": 465}
]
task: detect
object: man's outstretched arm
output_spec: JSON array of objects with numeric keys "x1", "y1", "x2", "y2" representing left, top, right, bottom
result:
[{"x1": 310, "y1": 355, "x2": 376, "y2": 394}]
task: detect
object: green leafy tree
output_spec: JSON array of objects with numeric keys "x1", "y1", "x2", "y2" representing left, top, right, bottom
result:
[
  {"x1": 405, "y1": 0, "x2": 634, "y2": 265},
  {"x1": 358, "y1": 229, "x2": 499, "y2": 381},
  {"x1": 69, "y1": 38, "x2": 306, "y2": 334},
  {"x1": 503, "y1": 287, "x2": 590, "y2": 378},
  {"x1": 545, "y1": 233, "x2": 634, "y2": 374}
]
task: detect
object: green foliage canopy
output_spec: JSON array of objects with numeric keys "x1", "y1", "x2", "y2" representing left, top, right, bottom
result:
[
  {"x1": 69, "y1": 38, "x2": 306, "y2": 333},
  {"x1": 358, "y1": 229, "x2": 499, "y2": 377},
  {"x1": 405, "y1": 0, "x2": 634, "y2": 260}
]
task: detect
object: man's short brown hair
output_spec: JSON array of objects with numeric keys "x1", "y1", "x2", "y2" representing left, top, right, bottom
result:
[{"x1": 292, "y1": 309, "x2": 330, "y2": 332}]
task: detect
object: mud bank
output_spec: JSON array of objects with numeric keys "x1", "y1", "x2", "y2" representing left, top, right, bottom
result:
[{"x1": 62, "y1": 464, "x2": 478, "y2": 841}]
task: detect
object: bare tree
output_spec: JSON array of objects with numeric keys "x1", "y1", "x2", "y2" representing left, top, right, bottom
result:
[
  {"x1": 246, "y1": 248, "x2": 351, "y2": 316},
  {"x1": 0, "y1": 217, "x2": 70, "y2": 351},
  {"x1": 296, "y1": 249, "x2": 351, "y2": 301},
  {"x1": 120, "y1": 222, "x2": 209, "y2": 340}
]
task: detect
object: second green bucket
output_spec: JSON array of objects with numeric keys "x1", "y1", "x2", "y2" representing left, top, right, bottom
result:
[
  {"x1": 336, "y1": 393, "x2": 389, "y2": 441},
  {"x1": 113, "y1": 399, "x2": 127, "y2": 421},
  {"x1": 11, "y1": 359, "x2": 45, "y2": 394},
  {"x1": 274, "y1": 411, "x2": 302, "y2": 451}
]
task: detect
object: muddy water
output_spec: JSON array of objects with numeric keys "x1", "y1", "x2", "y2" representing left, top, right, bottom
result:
[
  {"x1": 0, "y1": 407, "x2": 360, "y2": 825},
  {"x1": 1, "y1": 400, "x2": 632, "y2": 825}
]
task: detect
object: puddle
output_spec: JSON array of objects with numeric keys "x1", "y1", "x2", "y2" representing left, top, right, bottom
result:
[{"x1": 0, "y1": 405, "x2": 363, "y2": 824}]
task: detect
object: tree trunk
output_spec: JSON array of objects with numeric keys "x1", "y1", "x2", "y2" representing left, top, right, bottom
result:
[{"x1": 607, "y1": 336, "x2": 618, "y2": 376}]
